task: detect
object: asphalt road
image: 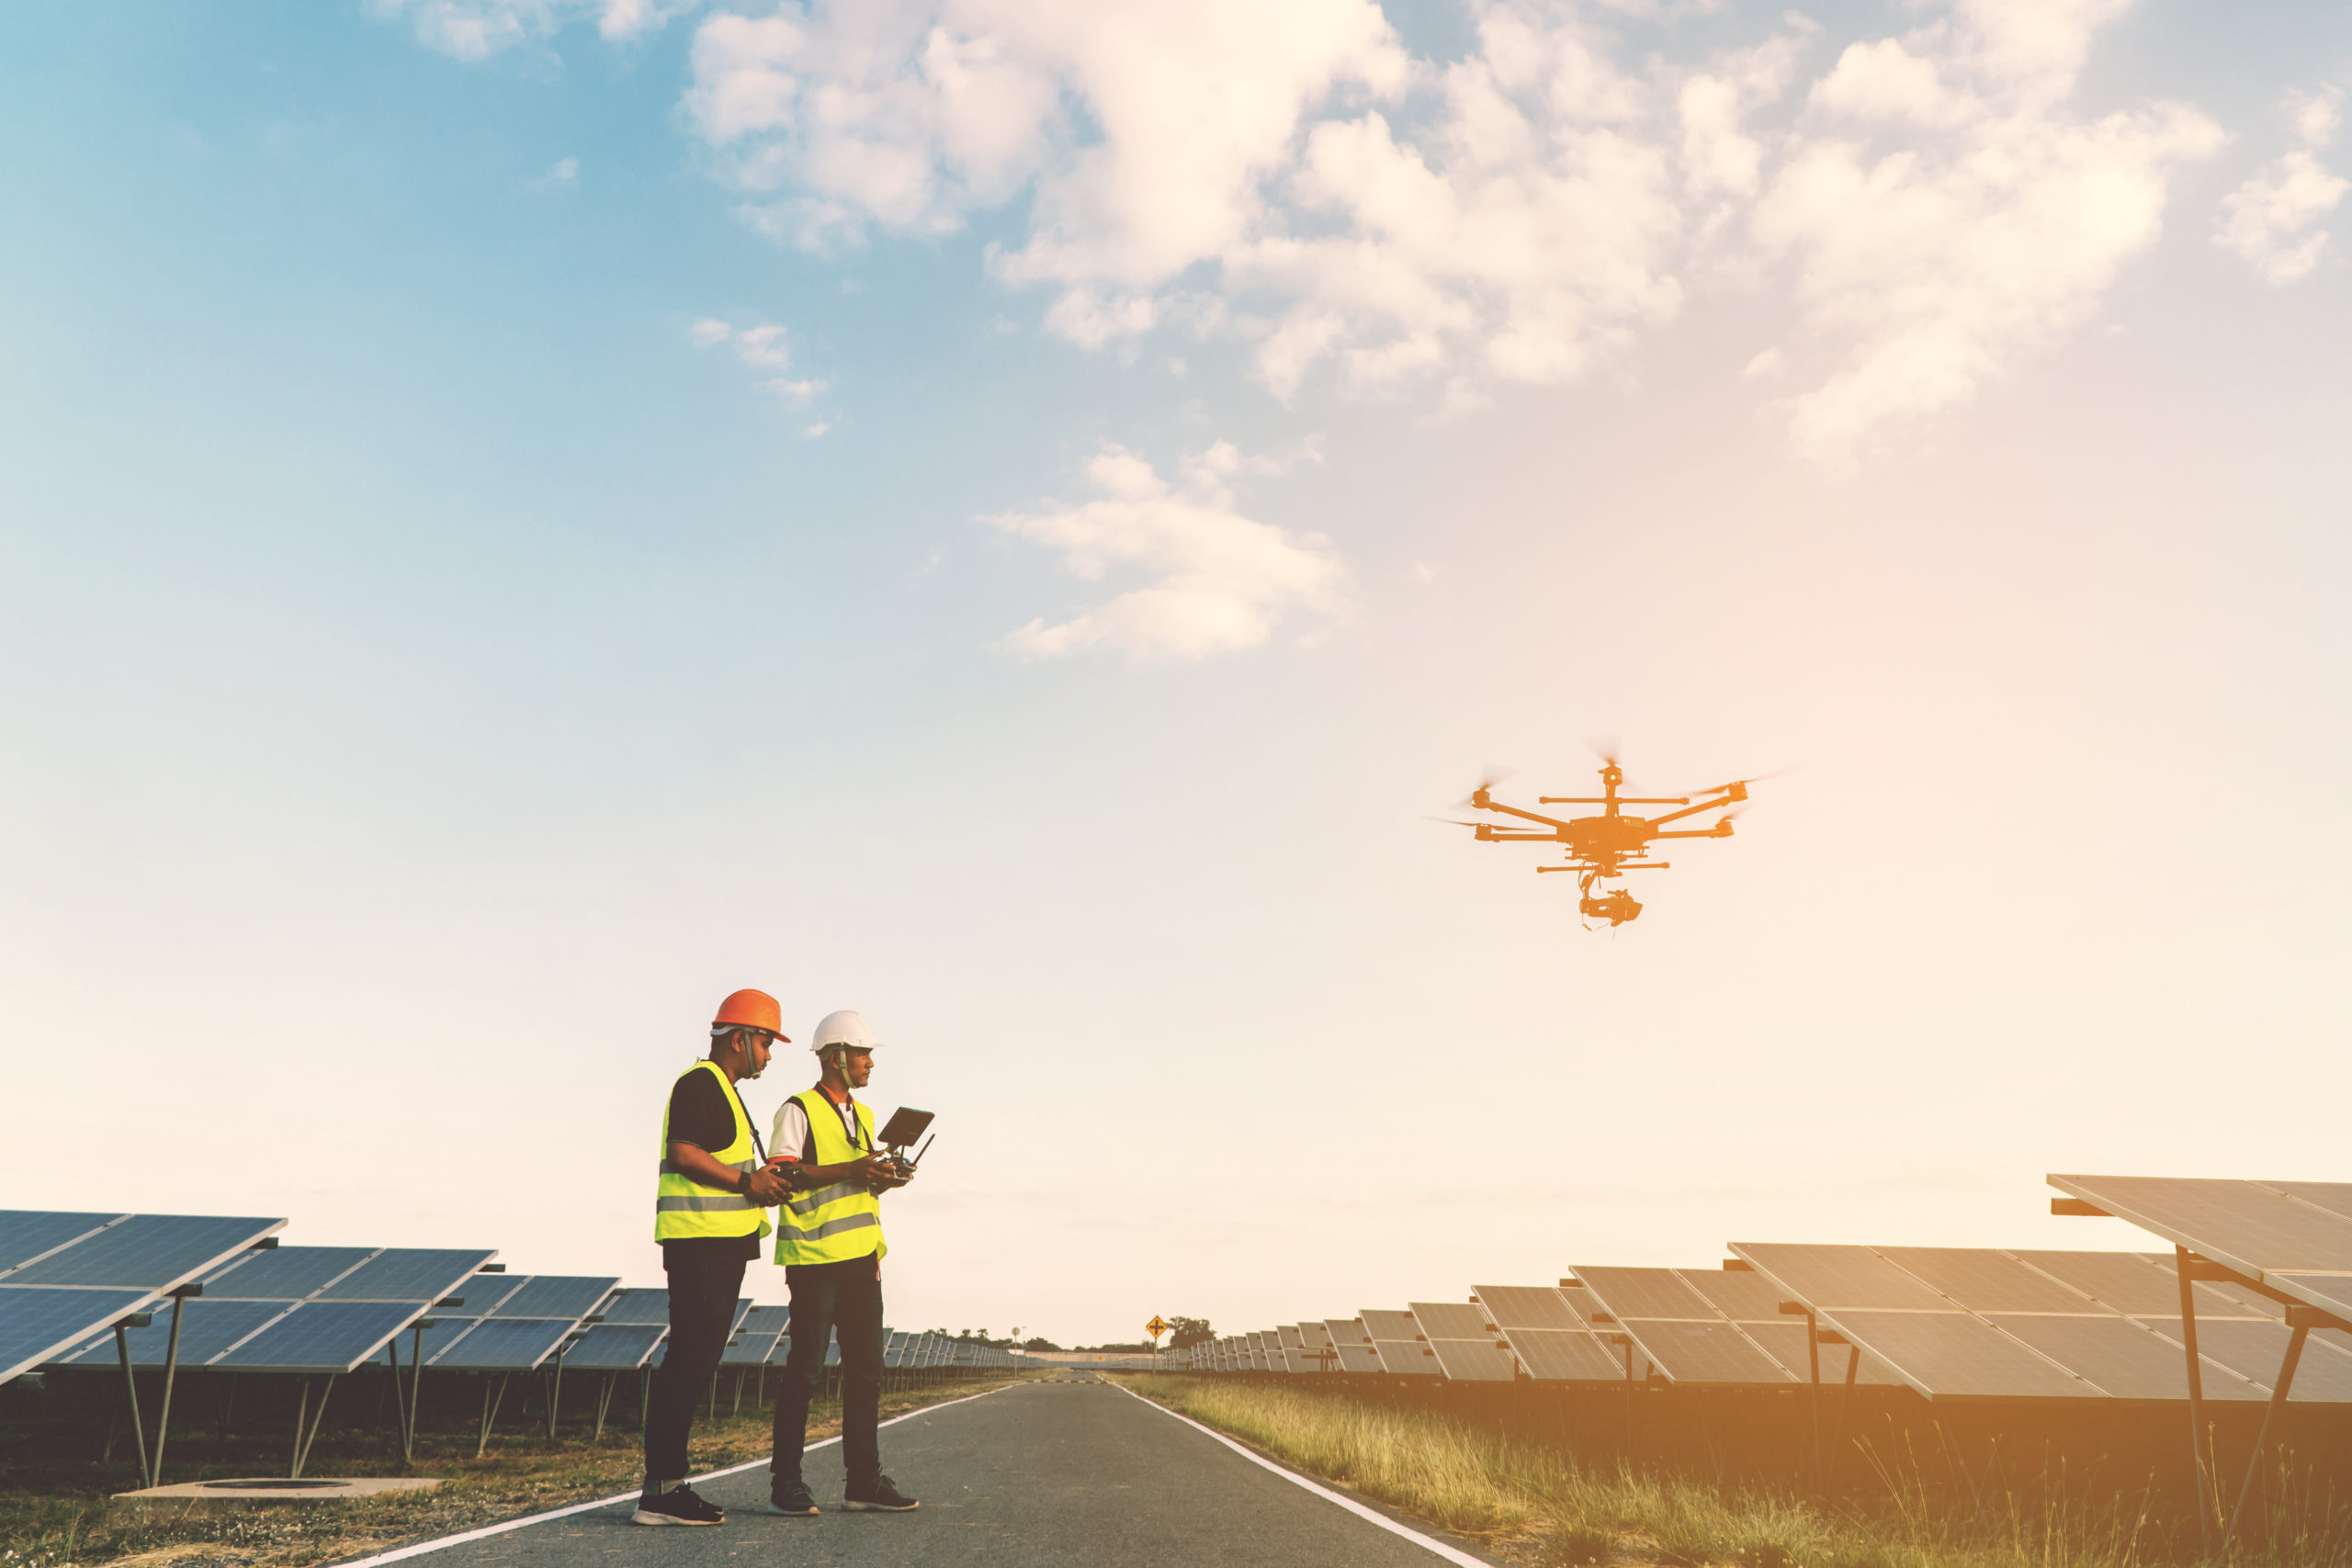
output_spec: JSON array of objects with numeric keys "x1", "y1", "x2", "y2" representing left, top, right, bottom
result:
[{"x1": 397, "y1": 1378, "x2": 1494, "y2": 1568}]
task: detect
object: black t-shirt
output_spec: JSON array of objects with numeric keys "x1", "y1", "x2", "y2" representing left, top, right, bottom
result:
[{"x1": 662, "y1": 1065, "x2": 763, "y2": 1264}]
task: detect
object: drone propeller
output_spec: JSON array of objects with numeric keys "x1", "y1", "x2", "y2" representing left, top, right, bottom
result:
[
  {"x1": 1454, "y1": 764, "x2": 1516, "y2": 808},
  {"x1": 1583, "y1": 735, "x2": 1621, "y2": 768},
  {"x1": 1680, "y1": 767, "x2": 1792, "y2": 799}
]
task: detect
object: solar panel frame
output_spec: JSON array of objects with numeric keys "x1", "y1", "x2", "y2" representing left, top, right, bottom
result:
[
  {"x1": 6, "y1": 1212, "x2": 288, "y2": 1382},
  {"x1": 487, "y1": 1276, "x2": 613, "y2": 1320},
  {"x1": 1335, "y1": 1343, "x2": 1385, "y2": 1372},
  {"x1": 560, "y1": 1323, "x2": 666, "y2": 1371},
  {"x1": 1472, "y1": 1285, "x2": 1584, "y2": 1333},
  {"x1": 2049, "y1": 1175, "x2": 2352, "y2": 1323},
  {"x1": 5, "y1": 1215, "x2": 288, "y2": 1292},
  {"x1": 214, "y1": 1301, "x2": 425, "y2": 1374},
  {"x1": 425, "y1": 1316, "x2": 579, "y2": 1372},
  {"x1": 1360, "y1": 1309, "x2": 1419, "y2": 1339},
  {"x1": 313, "y1": 1249, "x2": 497, "y2": 1303},
  {"x1": 1408, "y1": 1303, "x2": 1489, "y2": 1339},
  {"x1": 1372, "y1": 1337, "x2": 1441, "y2": 1375},
  {"x1": 595, "y1": 1289, "x2": 670, "y2": 1326},
  {"x1": 1325, "y1": 1317, "x2": 1371, "y2": 1346},
  {"x1": 1505, "y1": 1327, "x2": 1626, "y2": 1382},
  {"x1": 0, "y1": 1287, "x2": 153, "y2": 1383},
  {"x1": 0, "y1": 1213, "x2": 122, "y2": 1278}
]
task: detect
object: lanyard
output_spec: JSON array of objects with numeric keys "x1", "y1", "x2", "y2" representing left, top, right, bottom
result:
[{"x1": 808, "y1": 1088, "x2": 868, "y2": 1153}]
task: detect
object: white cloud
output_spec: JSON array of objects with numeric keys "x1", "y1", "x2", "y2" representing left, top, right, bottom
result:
[
  {"x1": 548, "y1": 156, "x2": 580, "y2": 184},
  {"x1": 374, "y1": 0, "x2": 695, "y2": 56},
  {"x1": 1751, "y1": 0, "x2": 2222, "y2": 463},
  {"x1": 2216, "y1": 87, "x2": 2348, "y2": 286},
  {"x1": 397, "y1": 0, "x2": 2236, "y2": 464},
  {"x1": 988, "y1": 443, "x2": 1340, "y2": 660},
  {"x1": 690, "y1": 318, "x2": 829, "y2": 406}
]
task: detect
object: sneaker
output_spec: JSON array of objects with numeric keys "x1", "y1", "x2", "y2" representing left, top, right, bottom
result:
[
  {"x1": 767, "y1": 1478, "x2": 820, "y2": 1517},
  {"x1": 632, "y1": 1483, "x2": 724, "y2": 1526},
  {"x1": 843, "y1": 1474, "x2": 918, "y2": 1512}
]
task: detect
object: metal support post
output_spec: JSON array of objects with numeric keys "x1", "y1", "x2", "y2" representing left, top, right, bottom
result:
[
  {"x1": 2222, "y1": 1320, "x2": 2312, "y2": 1552},
  {"x1": 151, "y1": 1291, "x2": 188, "y2": 1487},
  {"x1": 594, "y1": 1372, "x2": 616, "y2": 1441},
  {"x1": 2175, "y1": 1246, "x2": 2213, "y2": 1556},
  {"x1": 478, "y1": 1373, "x2": 509, "y2": 1458},
  {"x1": 289, "y1": 1375, "x2": 337, "y2": 1479},
  {"x1": 545, "y1": 1359, "x2": 563, "y2": 1441},
  {"x1": 1824, "y1": 1343, "x2": 1860, "y2": 1488},
  {"x1": 113, "y1": 1322, "x2": 152, "y2": 1489},
  {"x1": 403, "y1": 1323, "x2": 425, "y2": 1463}
]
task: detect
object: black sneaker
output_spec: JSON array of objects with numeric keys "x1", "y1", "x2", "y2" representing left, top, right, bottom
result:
[
  {"x1": 767, "y1": 1478, "x2": 819, "y2": 1517},
  {"x1": 632, "y1": 1483, "x2": 724, "y2": 1526},
  {"x1": 843, "y1": 1474, "x2": 918, "y2": 1512}
]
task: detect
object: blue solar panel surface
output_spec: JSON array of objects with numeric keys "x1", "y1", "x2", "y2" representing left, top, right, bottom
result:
[
  {"x1": 598, "y1": 1291, "x2": 669, "y2": 1326},
  {"x1": 409, "y1": 1314, "x2": 485, "y2": 1364},
  {"x1": 1, "y1": 1287, "x2": 152, "y2": 1381},
  {"x1": 315, "y1": 1250, "x2": 493, "y2": 1303},
  {"x1": 488, "y1": 1277, "x2": 612, "y2": 1320},
  {"x1": 216, "y1": 1301, "x2": 421, "y2": 1372},
  {"x1": 0, "y1": 1213, "x2": 119, "y2": 1276},
  {"x1": 199, "y1": 1247, "x2": 377, "y2": 1299},
  {"x1": 6, "y1": 1215, "x2": 283, "y2": 1290},
  {"x1": 66, "y1": 1300, "x2": 288, "y2": 1369},
  {"x1": 561, "y1": 1323, "x2": 664, "y2": 1370},
  {"x1": 426, "y1": 1316, "x2": 575, "y2": 1371}
]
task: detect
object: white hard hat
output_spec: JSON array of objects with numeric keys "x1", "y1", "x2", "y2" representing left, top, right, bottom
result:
[{"x1": 808, "y1": 1010, "x2": 880, "y2": 1055}]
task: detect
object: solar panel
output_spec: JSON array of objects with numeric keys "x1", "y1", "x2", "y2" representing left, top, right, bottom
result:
[
  {"x1": 2049, "y1": 1175, "x2": 2352, "y2": 1323},
  {"x1": 315, "y1": 1249, "x2": 496, "y2": 1302},
  {"x1": 1408, "y1": 1303, "x2": 1488, "y2": 1339},
  {"x1": 199, "y1": 1247, "x2": 377, "y2": 1300},
  {"x1": 1280, "y1": 1348, "x2": 1315, "y2": 1373},
  {"x1": 1278, "y1": 1325, "x2": 1305, "y2": 1349},
  {"x1": 1360, "y1": 1309, "x2": 1419, "y2": 1338},
  {"x1": 1325, "y1": 1317, "x2": 1370, "y2": 1346},
  {"x1": 427, "y1": 1317, "x2": 576, "y2": 1371},
  {"x1": 1984, "y1": 1314, "x2": 2263, "y2": 1403},
  {"x1": 1877, "y1": 1247, "x2": 2098, "y2": 1314},
  {"x1": 488, "y1": 1276, "x2": 611, "y2": 1320},
  {"x1": 2012, "y1": 1250, "x2": 2188, "y2": 1315},
  {"x1": 67, "y1": 1300, "x2": 289, "y2": 1369},
  {"x1": 215, "y1": 1301, "x2": 422, "y2": 1374},
  {"x1": 1300, "y1": 1322, "x2": 1334, "y2": 1349},
  {"x1": 6, "y1": 1214, "x2": 286, "y2": 1291},
  {"x1": 1732, "y1": 1245, "x2": 1951, "y2": 1312},
  {"x1": 1335, "y1": 1343, "x2": 1385, "y2": 1371},
  {"x1": 600, "y1": 1290, "x2": 669, "y2": 1326},
  {"x1": 0, "y1": 1287, "x2": 152, "y2": 1382},
  {"x1": 1507, "y1": 1328, "x2": 1624, "y2": 1382},
  {"x1": 561, "y1": 1323, "x2": 665, "y2": 1371},
  {"x1": 0, "y1": 1213, "x2": 119, "y2": 1277},
  {"x1": 1685, "y1": 1269, "x2": 1788, "y2": 1320},
  {"x1": 1474, "y1": 1285, "x2": 1583, "y2": 1332},
  {"x1": 1571, "y1": 1268, "x2": 1795, "y2": 1388},
  {"x1": 6, "y1": 1212, "x2": 288, "y2": 1383},
  {"x1": 1372, "y1": 1338, "x2": 1441, "y2": 1375}
]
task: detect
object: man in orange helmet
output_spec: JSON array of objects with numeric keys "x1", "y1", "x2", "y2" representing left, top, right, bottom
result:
[{"x1": 634, "y1": 989, "x2": 795, "y2": 1527}]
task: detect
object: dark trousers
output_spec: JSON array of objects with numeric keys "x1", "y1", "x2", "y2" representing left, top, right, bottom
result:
[
  {"x1": 643, "y1": 1245, "x2": 748, "y2": 1483},
  {"x1": 772, "y1": 1254, "x2": 885, "y2": 1485}
]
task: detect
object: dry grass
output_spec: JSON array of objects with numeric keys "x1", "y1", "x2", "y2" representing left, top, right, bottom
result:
[
  {"x1": 1114, "y1": 1375, "x2": 2352, "y2": 1568},
  {"x1": 0, "y1": 1376, "x2": 1023, "y2": 1568}
]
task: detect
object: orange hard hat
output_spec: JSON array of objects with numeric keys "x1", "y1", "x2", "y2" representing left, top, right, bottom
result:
[{"x1": 712, "y1": 988, "x2": 789, "y2": 1040}]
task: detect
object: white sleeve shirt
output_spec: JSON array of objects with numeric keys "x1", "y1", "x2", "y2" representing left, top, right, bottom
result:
[{"x1": 771, "y1": 1089, "x2": 865, "y2": 1163}]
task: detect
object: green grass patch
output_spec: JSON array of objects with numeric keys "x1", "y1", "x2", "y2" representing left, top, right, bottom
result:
[
  {"x1": 1114, "y1": 1374, "x2": 2351, "y2": 1568},
  {"x1": 0, "y1": 1376, "x2": 1026, "y2": 1568}
]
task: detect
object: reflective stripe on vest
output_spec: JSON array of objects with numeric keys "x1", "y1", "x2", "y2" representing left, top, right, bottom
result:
[
  {"x1": 775, "y1": 1087, "x2": 887, "y2": 1266},
  {"x1": 653, "y1": 1060, "x2": 775, "y2": 1244}
]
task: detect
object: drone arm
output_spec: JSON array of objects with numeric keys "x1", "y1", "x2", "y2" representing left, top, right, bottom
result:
[
  {"x1": 1649, "y1": 795, "x2": 1729, "y2": 826},
  {"x1": 1654, "y1": 823, "x2": 1732, "y2": 839},
  {"x1": 1482, "y1": 800, "x2": 1572, "y2": 831}
]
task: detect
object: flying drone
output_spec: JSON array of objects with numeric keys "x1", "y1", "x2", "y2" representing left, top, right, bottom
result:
[{"x1": 1442, "y1": 755, "x2": 1763, "y2": 926}]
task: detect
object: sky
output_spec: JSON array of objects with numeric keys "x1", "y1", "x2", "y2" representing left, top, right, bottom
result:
[{"x1": 3, "y1": 0, "x2": 2348, "y2": 1348}]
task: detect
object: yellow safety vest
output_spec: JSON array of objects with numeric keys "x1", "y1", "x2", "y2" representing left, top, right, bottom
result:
[
  {"x1": 653, "y1": 1060, "x2": 774, "y2": 1245},
  {"x1": 775, "y1": 1088, "x2": 887, "y2": 1266}
]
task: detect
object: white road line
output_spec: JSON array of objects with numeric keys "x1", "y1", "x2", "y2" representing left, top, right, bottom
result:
[
  {"x1": 1114, "y1": 1383, "x2": 1493, "y2": 1568},
  {"x1": 327, "y1": 1382, "x2": 1017, "y2": 1568}
]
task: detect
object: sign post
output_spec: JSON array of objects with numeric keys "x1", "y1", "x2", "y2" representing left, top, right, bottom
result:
[{"x1": 1146, "y1": 1315, "x2": 1170, "y2": 1371}]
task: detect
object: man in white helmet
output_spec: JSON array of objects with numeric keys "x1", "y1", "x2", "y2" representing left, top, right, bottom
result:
[{"x1": 763, "y1": 1010, "x2": 916, "y2": 1517}]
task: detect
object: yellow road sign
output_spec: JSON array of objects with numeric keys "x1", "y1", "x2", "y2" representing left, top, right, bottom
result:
[{"x1": 1146, "y1": 1315, "x2": 1170, "y2": 1339}]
